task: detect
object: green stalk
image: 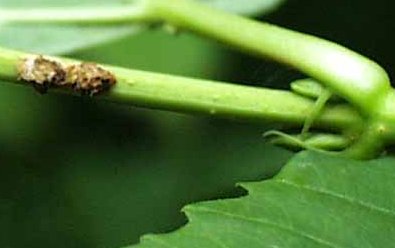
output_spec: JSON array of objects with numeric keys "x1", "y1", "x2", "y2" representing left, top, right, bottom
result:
[
  {"x1": 3, "y1": 0, "x2": 393, "y2": 158},
  {"x1": 1, "y1": 0, "x2": 390, "y2": 114},
  {"x1": 0, "y1": 47, "x2": 361, "y2": 130},
  {"x1": 0, "y1": 2, "x2": 157, "y2": 25},
  {"x1": 342, "y1": 122, "x2": 386, "y2": 159},
  {"x1": 145, "y1": 0, "x2": 391, "y2": 115}
]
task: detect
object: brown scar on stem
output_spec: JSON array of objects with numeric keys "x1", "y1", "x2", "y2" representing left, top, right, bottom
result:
[
  {"x1": 64, "y1": 63, "x2": 117, "y2": 96},
  {"x1": 17, "y1": 56, "x2": 117, "y2": 96},
  {"x1": 17, "y1": 55, "x2": 65, "y2": 93}
]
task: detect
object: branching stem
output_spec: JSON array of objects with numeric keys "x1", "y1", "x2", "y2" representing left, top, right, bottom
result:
[
  {"x1": 2, "y1": 0, "x2": 395, "y2": 159},
  {"x1": 0, "y1": 47, "x2": 361, "y2": 130}
]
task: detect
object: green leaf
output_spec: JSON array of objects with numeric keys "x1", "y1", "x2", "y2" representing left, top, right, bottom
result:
[
  {"x1": 0, "y1": 0, "x2": 285, "y2": 54},
  {"x1": 0, "y1": 0, "x2": 142, "y2": 54},
  {"x1": 0, "y1": 25, "x2": 140, "y2": 55},
  {"x1": 132, "y1": 151, "x2": 395, "y2": 248}
]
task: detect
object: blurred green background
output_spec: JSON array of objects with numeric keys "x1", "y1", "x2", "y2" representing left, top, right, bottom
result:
[{"x1": 1, "y1": 0, "x2": 394, "y2": 247}]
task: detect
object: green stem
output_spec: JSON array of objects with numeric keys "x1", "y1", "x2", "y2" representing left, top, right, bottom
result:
[
  {"x1": 0, "y1": 2, "x2": 156, "y2": 25},
  {"x1": 0, "y1": 47, "x2": 361, "y2": 130},
  {"x1": 3, "y1": 0, "x2": 393, "y2": 157},
  {"x1": 341, "y1": 122, "x2": 386, "y2": 159},
  {"x1": 2, "y1": 0, "x2": 391, "y2": 115},
  {"x1": 301, "y1": 89, "x2": 332, "y2": 134},
  {"x1": 146, "y1": 0, "x2": 391, "y2": 115}
]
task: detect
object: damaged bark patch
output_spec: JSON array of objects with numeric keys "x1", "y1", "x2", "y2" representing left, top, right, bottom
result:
[
  {"x1": 65, "y1": 63, "x2": 117, "y2": 96},
  {"x1": 18, "y1": 56, "x2": 65, "y2": 93},
  {"x1": 17, "y1": 56, "x2": 116, "y2": 96}
]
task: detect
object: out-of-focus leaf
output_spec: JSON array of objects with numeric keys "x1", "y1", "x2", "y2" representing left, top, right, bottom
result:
[
  {"x1": 0, "y1": 25, "x2": 139, "y2": 55},
  {"x1": 0, "y1": 29, "x2": 292, "y2": 246},
  {"x1": 0, "y1": 0, "x2": 285, "y2": 54},
  {"x1": 0, "y1": 0, "x2": 143, "y2": 54},
  {"x1": 0, "y1": 83, "x2": 62, "y2": 147},
  {"x1": 133, "y1": 151, "x2": 395, "y2": 248},
  {"x1": 0, "y1": 100, "x2": 292, "y2": 248},
  {"x1": 74, "y1": 30, "x2": 225, "y2": 77}
]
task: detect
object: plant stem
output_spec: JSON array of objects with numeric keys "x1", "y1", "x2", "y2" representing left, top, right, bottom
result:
[
  {"x1": 342, "y1": 122, "x2": 386, "y2": 159},
  {"x1": 2, "y1": 0, "x2": 391, "y2": 115},
  {"x1": 146, "y1": 0, "x2": 391, "y2": 115},
  {"x1": 4, "y1": 0, "x2": 391, "y2": 157},
  {"x1": 0, "y1": 47, "x2": 361, "y2": 130},
  {"x1": 0, "y1": 2, "x2": 156, "y2": 25}
]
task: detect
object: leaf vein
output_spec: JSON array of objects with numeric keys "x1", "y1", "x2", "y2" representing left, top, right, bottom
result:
[
  {"x1": 189, "y1": 206, "x2": 341, "y2": 248},
  {"x1": 277, "y1": 180, "x2": 395, "y2": 218},
  {"x1": 142, "y1": 235, "x2": 178, "y2": 248}
]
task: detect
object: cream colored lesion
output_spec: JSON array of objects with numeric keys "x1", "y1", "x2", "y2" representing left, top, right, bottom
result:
[{"x1": 17, "y1": 55, "x2": 116, "y2": 95}]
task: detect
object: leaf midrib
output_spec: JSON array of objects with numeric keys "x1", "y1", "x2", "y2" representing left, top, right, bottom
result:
[
  {"x1": 188, "y1": 206, "x2": 340, "y2": 248},
  {"x1": 276, "y1": 179, "x2": 395, "y2": 218}
]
